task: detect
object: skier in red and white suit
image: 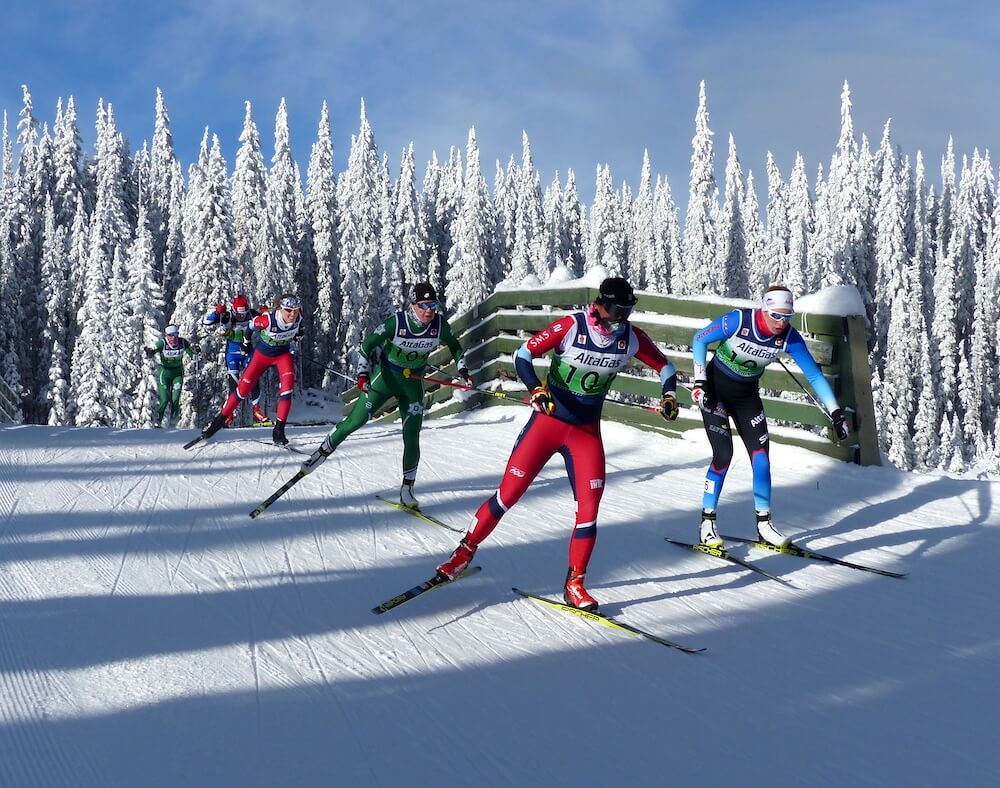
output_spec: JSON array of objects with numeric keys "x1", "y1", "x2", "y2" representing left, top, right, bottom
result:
[
  {"x1": 200, "y1": 293, "x2": 304, "y2": 446},
  {"x1": 436, "y1": 277, "x2": 678, "y2": 611}
]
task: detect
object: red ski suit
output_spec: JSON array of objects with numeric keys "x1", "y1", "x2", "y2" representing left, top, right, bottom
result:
[
  {"x1": 465, "y1": 311, "x2": 675, "y2": 572},
  {"x1": 220, "y1": 311, "x2": 301, "y2": 423}
]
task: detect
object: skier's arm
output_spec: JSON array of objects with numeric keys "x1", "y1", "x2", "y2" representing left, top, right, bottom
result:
[
  {"x1": 358, "y1": 315, "x2": 396, "y2": 373},
  {"x1": 514, "y1": 315, "x2": 577, "y2": 390},
  {"x1": 784, "y1": 329, "x2": 840, "y2": 413},
  {"x1": 632, "y1": 327, "x2": 677, "y2": 395},
  {"x1": 692, "y1": 310, "x2": 741, "y2": 380},
  {"x1": 439, "y1": 319, "x2": 467, "y2": 374}
]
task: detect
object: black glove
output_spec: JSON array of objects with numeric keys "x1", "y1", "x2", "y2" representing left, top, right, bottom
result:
[
  {"x1": 240, "y1": 338, "x2": 252, "y2": 355},
  {"x1": 144, "y1": 347, "x2": 156, "y2": 358},
  {"x1": 660, "y1": 393, "x2": 679, "y2": 422},
  {"x1": 831, "y1": 408, "x2": 850, "y2": 440},
  {"x1": 192, "y1": 343, "x2": 203, "y2": 355},
  {"x1": 457, "y1": 366, "x2": 473, "y2": 386}
]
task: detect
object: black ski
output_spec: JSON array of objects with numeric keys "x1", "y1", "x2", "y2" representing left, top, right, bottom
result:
[
  {"x1": 512, "y1": 588, "x2": 705, "y2": 653},
  {"x1": 719, "y1": 535, "x2": 906, "y2": 578},
  {"x1": 375, "y1": 495, "x2": 464, "y2": 533},
  {"x1": 664, "y1": 537, "x2": 793, "y2": 586},
  {"x1": 372, "y1": 566, "x2": 482, "y2": 614},
  {"x1": 249, "y1": 469, "x2": 308, "y2": 519},
  {"x1": 183, "y1": 434, "x2": 206, "y2": 450}
]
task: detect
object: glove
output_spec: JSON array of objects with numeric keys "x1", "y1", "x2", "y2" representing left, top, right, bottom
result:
[
  {"x1": 240, "y1": 338, "x2": 252, "y2": 355},
  {"x1": 144, "y1": 347, "x2": 156, "y2": 358},
  {"x1": 192, "y1": 343, "x2": 203, "y2": 355},
  {"x1": 301, "y1": 440, "x2": 333, "y2": 474},
  {"x1": 529, "y1": 385, "x2": 555, "y2": 415},
  {"x1": 457, "y1": 366, "x2": 473, "y2": 386},
  {"x1": 660, "y1": 392, "x2": 679, "y2": 422},
  {"x1": 214, "y1": 303, "x2": 226, "y2": 315},
  {"x1": 831, "y1": 408, "x2": 850, "y2": 440},
  {"x1": 691, "y1": 379, "x2": 711, "y2": 411},
  {"x1": 356, "y1": 373, "x2": 370, "y2": 393}
]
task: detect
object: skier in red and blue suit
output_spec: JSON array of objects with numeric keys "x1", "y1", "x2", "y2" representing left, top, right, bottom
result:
[
  {"x1": 691, "y1": 284, "x2": 850, "y2": 549},
  {"x1": 200, "y1": 293, "x2": 304, "y2": 446},
  {"x1": 435, "y1": 277, "x2": 679, "y2": 611},
  {"x1": 202, "y1": 294, "x2": 270, "y2": 426}
]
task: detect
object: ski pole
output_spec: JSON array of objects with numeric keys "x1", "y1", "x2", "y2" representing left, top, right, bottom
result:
[
  {"x1": 775, "y1": 358, "x2": 839, "y2": 424},
  {"x1": 401, "y1": 368, "x2": 532, "y2": 404},
  {"x1": 249, "y1": 469, "x2": 308, "y2": 519},
  {"x1": 301, "y1": 356, "x2": 358, "y2": 386}
]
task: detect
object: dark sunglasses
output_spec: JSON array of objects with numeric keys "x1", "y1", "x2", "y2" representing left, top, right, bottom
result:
[{"x1": 767, "y1": 311, "x2": 792, "y2": 323}]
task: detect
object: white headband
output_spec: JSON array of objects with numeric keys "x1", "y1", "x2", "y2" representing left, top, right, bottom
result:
[{"x1": 762, "y1": 289, "x2": 794, "y2": 313}]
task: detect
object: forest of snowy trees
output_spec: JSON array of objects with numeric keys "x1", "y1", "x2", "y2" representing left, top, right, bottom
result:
[{"x1": 0, "y1": 81, "x2": 997, "y2": 475}]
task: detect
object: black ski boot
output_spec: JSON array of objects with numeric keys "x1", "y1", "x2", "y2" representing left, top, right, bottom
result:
[
  {"x1": 272, "y1": 419, "x2": 288, "y2": 446},
  {"x1": 201, "y1": 412, "x2": 227, "y2": 440}
]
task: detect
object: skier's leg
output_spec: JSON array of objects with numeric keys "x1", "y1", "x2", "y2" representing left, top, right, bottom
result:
[{"x1": 559, "y1": 423, "x2": 605, "y2": 573}]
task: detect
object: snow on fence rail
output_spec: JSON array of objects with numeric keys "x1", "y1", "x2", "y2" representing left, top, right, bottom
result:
[{"x1": 344, "y1": 287, "x2": 879, "y2": 466}]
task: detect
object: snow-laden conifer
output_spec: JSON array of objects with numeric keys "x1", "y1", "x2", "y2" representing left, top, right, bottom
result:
[
  {"x1": 681, "y1": 81, "x2": 717, "y2": 295},
  {"x1": 586, "y1": 164, "x2": 624, "y2": 277},
  {"x1": 125, "y1": 203, "x2": 166, "y2": 427},
  {"x1": 266, "y1": 99, "x2": 300, "y2": 299},
  {"x1": 562, "y1": 169, "x2": 585, "y2": 278},
  {"x1": 716, "y1": 133, "x2": 749, "y2": 297},
  {"x1": 445, "y1": 127, "x2": 494, "y2": 315},
  {"x1": 758, "y1": 153, "x2": 788, "y2": 293},
  {"x1": 231, "y1": 102, "x2": 270, "y2": 298}
]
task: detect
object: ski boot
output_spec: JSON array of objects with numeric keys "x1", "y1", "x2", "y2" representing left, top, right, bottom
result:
[
  {"x1": 201, "y1": 412, "x2": 228, "y2": 441},
  {"x1": 563, "y1": 568, "x2": 599, "y2": 612},
  {"x1": 272, "y1": 419, "x2": 288, "y2": 446},
  {"x1": 252, "y1": 404, "x2": 271, "y2": 426},
  {"x1": 399, "y1": 479, "x2": 419, "y2": 509},
  {"x1": 301, "y1": 438, "x2": 333, "y2": 475},
  {"x1": 436, "y1": 535, "x2": 477, "y2": 580},
  {"x1": 699, "y1": 509, "x2": 722, "y2": 547},
  {"x1": 756, "y1": 511, "x2": 789, "y2": 547}
]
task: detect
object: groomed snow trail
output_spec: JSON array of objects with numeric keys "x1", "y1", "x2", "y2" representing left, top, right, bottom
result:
[{"x1": 1, "y1": 412, "x2": 997, "y2": 787}]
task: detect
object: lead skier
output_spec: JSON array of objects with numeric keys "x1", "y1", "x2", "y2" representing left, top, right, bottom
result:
[{"x1": 434, "y1": 277, "x2": 678, "y2": 611}]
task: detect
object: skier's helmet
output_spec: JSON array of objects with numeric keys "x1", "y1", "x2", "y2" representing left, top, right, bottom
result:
[
  {"x1": 164, "y1": 324, "x2": 180, "y2": 337},
  {"x1": 232, "y1": 295, "x2": 250, "y2": 315},
  {"x1": 595, "y1": 277, "x2": 637, "y2": 321}
]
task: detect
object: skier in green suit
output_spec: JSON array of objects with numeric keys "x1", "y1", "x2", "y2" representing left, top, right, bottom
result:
[
  {"x1": 300, "y1": 282, "x2": 469, "y2": 508},
  {"x1": 144, "y1": 324, "x2": 200, "y2": 427}
]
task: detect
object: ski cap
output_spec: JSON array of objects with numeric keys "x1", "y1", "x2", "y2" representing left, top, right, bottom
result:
[
  {"x1": 279, "y1": 295, "x2": 302, "y2": 311},
  {"x1": 762, "y1": 287, "x2": 794, "y2": 314},
  {"x1": 413, "y1": 282, "x2": 437, "y2": 303},
  {"x1": 164, "y1": 324, "x2": 180, "y2": 336},
  {"x1": 232, "y1": 295, "x2": 250, "y2": 314},
  {"x1": 596, "y1": 277, "x2": 637, "y2": 317}
]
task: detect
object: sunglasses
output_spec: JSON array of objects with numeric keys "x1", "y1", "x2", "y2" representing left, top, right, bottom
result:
[
  {"x1": 766, "y1": 311, "x2": 792, "y2": 323},
  {"x1": 414, "y1": 301, "x2": 439, "y2": 311}
]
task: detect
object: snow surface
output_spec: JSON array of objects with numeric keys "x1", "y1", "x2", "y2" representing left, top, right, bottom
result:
[
  {"x1": 796, "y1": 285, "x2": 866, "y2": 317},
  {"x1": 1, "y1": 409, "x2": 997, "y2": 787}
]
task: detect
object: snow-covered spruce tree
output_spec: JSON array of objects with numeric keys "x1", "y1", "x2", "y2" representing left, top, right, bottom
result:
[
  {"x1": 681, "y1": 81, "x2": 717, "y2": 295},
  {"x1": 650, "y1": 175, "x2": 681, "y2": 293},
  {"x1": 446, "y1": 127, "x2": 494, "y2": 315},
  {"x1": 586, "y1": 164, "x2": 624, "y2": 277},
  {"x1": 305, "y1": 101, "x2": 341, "y2": 389},
  {"x1": 716, "y1": 133, "x2": 750, "y2": 297},
  {"x1": 880, "y1": 255, "x2": 918, "y2": 469},
  {"x1": 492, "y1": 156, "x2": 517, "y2": 283},
  {"x1": 562, "y1": 169, "x2": 585, "y2": 278},
  {"x1": 542, "y1": 173, "x2": 567, "y2": 281},
  {"x1": 871, "y1": 137, "x2": 907, "y2": 374},
  {"x1": 428, "y1": 145, "x2": 461, "y2": 295},
  {"x1": 338, "y1": 101, "x2": 384, "y2": 373},
  {"x1": 758, "y1": 152, "x2": 788, "y2": 294},
  {"x1": 395, "y1": 143, "x2": 428, "y2": 297},
  {"x1": 37, "y1": 196, "x2": 68, "y2": 424},
  {"x1": 508, "y1": 132, "x2": 547, "y2": 282},
  {"x1": 72, "y1": 102, "x2": 134, "y2": 427},
  {"x1": 628, "y1": 150, "x2": 655, "y2": 290},
  {"x1": 938, "y1": 137, "x2": 957, "y2": 258},
  {"x1": 148, "y1": 88, "x2": 180, "y2": 285},
  {"x1": 0, "y1": 216, "x2": 22, "y2": 422},
  {"x1": 930, "y1": 213, "x2": 962, "y2": 444},
  {"x1": 161, "y1": 157, "x2": 185, "y2": 314},
  {"x1": 125, "y1": 203, "x2": 165, "y2": 427},
  {"x1": 742, "y1": 170, "x2": 763, "y2": 297},
  {"x1": 806, "y1": 162, "x2": 829, "y2": 291},
  {"x1": 377, "y1": 156, "x2": 401, "y2": 315},
  {"x1": 266, "y1": 98, "x2": 300, "y2": 302},
  {"x1": 961, "y1": 242, "x2": 994, "y2": 463},
  {"x1": 52, "y1": 95, "x2": 84, "y2": 232},
  {"x1": 106, "y1": 245, "x2": 135, "y2": 425},
  {"x1": 232, "y1": 101, "x2": 271, "y2": 299},
  {"x1": 952, "y1": 155, "x2": 979, "y2": 346},
  {"x1": 171, "y1": 134, "x2": 236, "y2": 426},
  {"x1": 619, "y1": 182, "x2": 635, "y2": 286}
]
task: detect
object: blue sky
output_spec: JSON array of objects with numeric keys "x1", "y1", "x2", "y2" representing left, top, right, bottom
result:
[{"x1": 2, "y1": 1, "x2": 998, "y2": 203}]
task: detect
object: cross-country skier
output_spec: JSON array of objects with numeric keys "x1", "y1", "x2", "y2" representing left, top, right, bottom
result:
[
  {"x1": 691, "y1": 284, "x2": 851, "y2": 548},
  {"x1": 202, "y1": 294, "x2": 270, "y2": 426},
  {"x1": 199, "y1": 293, "x2": 304, "y2": 446},
  {"x1": 434, "y1": 277, "x2": 679, "y2": 611},
  {"x1": 144, "y1": 324, "x2": 201, "y2": 427},
  {"x1": 300, "y1": 282, "x2": 469, "y2": 508}
]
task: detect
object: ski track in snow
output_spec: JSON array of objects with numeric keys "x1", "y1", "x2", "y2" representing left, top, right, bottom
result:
[{"x1": 1, "y1": 417, "x2": 998, "y2": 786}]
